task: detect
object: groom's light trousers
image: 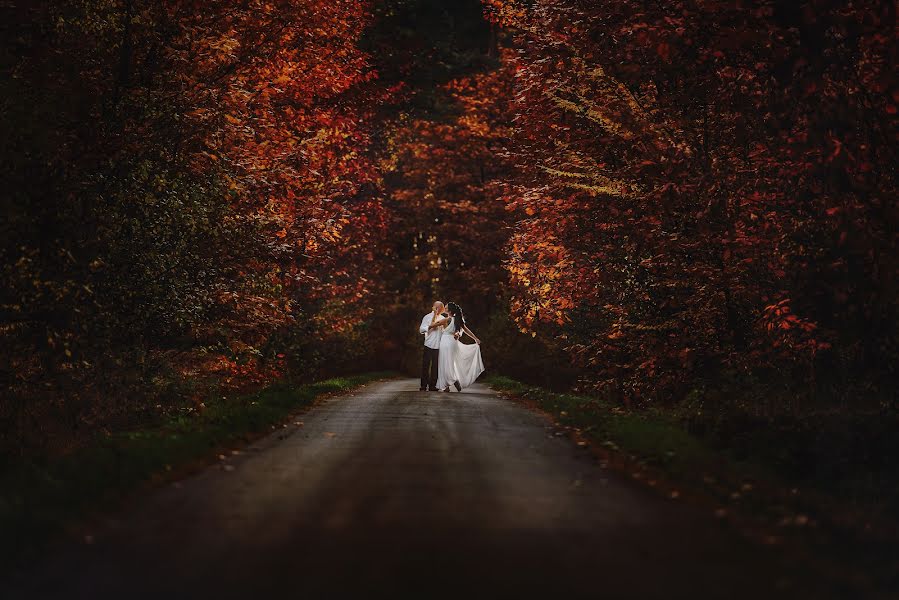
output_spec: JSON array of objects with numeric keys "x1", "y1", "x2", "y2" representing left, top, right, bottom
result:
[{"x1": 421, "y1": 346, "x2": 439, "y2": 390}]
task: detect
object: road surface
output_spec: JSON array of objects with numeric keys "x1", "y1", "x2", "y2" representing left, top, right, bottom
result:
[{"x1": 9, "y1": 378, "x2": 828, "y2": 599}]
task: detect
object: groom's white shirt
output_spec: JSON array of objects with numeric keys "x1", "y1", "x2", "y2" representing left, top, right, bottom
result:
[{"x1": 420, "y1": 312, "x2": 442, "y2": 349}]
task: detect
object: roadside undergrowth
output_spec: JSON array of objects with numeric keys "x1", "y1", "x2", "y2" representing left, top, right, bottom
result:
[
  {"x1": 1, "y1": 372, "x2": 396, "y2": 570},
  {"x1": 484, "y1": 374, "x2": 899, "y2": 596}
]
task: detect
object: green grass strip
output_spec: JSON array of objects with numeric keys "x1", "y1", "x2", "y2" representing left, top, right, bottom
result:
[
  {"x1": 1, "y1": 371, "x2": 394, "y2": 567},
  {"x1": 484, "y1": 375, "x2": 716, "y2": 478}
]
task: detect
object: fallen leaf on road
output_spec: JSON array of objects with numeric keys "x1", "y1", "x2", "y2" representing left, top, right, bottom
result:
[{"x1": 325, "y1": 432, "x2": 337, "y2": 438}]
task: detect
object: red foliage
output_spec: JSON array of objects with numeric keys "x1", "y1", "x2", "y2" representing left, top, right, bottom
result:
[
  {"x1": 487, "y1": 0, "x2": 897, "y2": 401},
  {"x1": 169, "y1": 0, "x2": 390, "y2": 348},
  {"x1": 382, "y1": 63, "x2": 515, "y2": 319}
]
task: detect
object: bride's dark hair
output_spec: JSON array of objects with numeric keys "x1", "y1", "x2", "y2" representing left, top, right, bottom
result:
[{"x1": 446, "y1": 302, "x2": 465, "y2": 332}]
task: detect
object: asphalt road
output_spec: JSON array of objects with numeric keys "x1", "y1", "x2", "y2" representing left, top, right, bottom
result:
[{"x1": 10, "y1": 378, "x2": 832, "y2": 599}]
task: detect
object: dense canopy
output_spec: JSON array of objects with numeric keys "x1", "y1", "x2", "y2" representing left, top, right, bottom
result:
[{"x1": 1, "y1": 0, "x2": 895, "y2": 455}]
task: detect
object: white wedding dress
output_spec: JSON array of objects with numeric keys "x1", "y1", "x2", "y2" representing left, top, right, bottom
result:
[{"x1": 436, "y1": 318, "x2": 485, "y2": 391}]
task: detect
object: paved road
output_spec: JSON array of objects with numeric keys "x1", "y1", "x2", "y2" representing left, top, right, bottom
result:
[{"x1": 10, "y1": 378, "x2": 829, "y2": 599}]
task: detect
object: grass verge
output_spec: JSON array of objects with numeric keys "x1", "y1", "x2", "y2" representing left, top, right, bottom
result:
[
  {"x1": 484, "y1": 374, "x2": 899, "y2": 595},
  {"x1": 0, "y1": 371, "x2": 395, "y2": 568},
  {"x1": 484, "y1": 375, "x2": 719, "y2": 486}
]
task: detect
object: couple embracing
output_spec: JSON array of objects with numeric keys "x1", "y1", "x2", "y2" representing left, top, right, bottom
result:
[{"x1": 419, "y1": 300, "x2": 485, "y2": 392}]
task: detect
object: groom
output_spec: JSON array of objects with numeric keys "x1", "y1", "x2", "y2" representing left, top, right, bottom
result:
[{"x1": 419, "y1": 300, "x2": 444, "y2": 391}]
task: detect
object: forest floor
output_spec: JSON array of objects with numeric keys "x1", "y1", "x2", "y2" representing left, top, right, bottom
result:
[{"x1": 4, "y1": 378, "x2": 876, "y2": 599}]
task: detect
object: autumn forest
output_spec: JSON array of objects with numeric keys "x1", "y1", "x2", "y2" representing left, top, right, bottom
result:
[{"x1": 1, "y1": 0, "x2": 898, "y2": 594}]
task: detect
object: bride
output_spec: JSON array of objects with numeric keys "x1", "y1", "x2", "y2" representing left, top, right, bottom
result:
[{"x1": 428, "y1": 302, "x2": 484, "y2": 392}]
